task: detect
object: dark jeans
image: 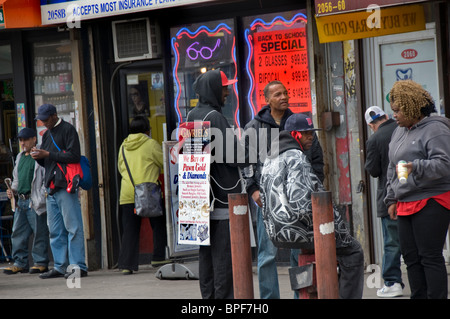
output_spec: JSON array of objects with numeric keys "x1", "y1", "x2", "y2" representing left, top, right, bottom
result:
[
  {"x1": 199, "y1": 219, "x2": 234, "y2": 299},
  {"x1": 398, "y1": 199, "x2": 450, "y2": 299},
  {"x1": 118, "y1": 203, "x2": 167, "y2": 271},
  {"x1": 336, "y1": 240, "x2": 365, "y2": 299}
]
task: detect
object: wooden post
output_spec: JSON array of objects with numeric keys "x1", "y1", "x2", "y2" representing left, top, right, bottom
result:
[
  {"x1": 311, "y1": 191, "x2": 339, "y2": 299},
  {"x1": 228, "y1": 193, "x2": 254, "y2": 299}
]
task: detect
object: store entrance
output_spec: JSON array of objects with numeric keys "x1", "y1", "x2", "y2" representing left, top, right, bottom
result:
[
  {"x1": 118, "y1": 64, "x2": 167, "y2": 261},
  {"x1": 0, "y1": 44, "x2": 16, "y2": 179}
]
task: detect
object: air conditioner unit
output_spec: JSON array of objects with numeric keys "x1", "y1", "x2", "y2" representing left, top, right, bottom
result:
[{"x1": 112, "y1": 18, "x2": 161, "y2": 62}]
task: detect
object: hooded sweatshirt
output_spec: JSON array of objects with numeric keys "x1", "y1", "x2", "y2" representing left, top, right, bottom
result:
[
  {"x1": 384, "y1": 115, "x2": 450, "y2": 208},
  {"x1": 118, "y1": 133, "x2": 163, "y2": 205},
  {"x1": 187, "y1": 69, "x2": 247, "y2": 219}
]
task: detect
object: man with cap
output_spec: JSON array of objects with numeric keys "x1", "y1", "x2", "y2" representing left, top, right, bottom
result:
[
  {"x1": 260, "y1": 113, "x2": 364, "y2": 298},
  {"x1": 364, "y1": 106, "x2": 403, "y2": 298},
  {"x1": 243, "y1": 81, "x2": 324, "y2": 299},
  {"x1": 31, "y1": 104, "x2": 87, "y2": 279},
  {"x1": 185, "y1": 69, "x2": 248, "y2": 299},
  {"x1": 3, "y1": 128, "x2": 49, "y2": 275}
]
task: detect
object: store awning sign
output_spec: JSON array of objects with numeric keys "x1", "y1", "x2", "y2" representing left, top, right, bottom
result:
[
  {"x1": 40, "y1": 0, "x2": 218, "y2": 25},
  {"x1": 315, "y1": 4, "x2": 425, "y2": 43},
  {"x1": 314, "y1": 0, "x2": 425, "y2": 16}
]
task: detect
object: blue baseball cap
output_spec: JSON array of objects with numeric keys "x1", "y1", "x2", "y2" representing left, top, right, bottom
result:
[
  {"x1": 285, "y1": 113, "x2": 321, "y2": 132},
  {"x1": 17, "y1": 128, "x2": 36, "y2": 139},
  {"x1": 35, "y1": 104, "x2": 57, "y2": 121}
]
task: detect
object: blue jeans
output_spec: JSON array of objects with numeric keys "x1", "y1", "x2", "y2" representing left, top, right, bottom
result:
[
  {"x1": 381, "y1": 216, "x2": 403, "y2": 287},
  {"x1": 11, "y1": 198, "x2": 49, "y2": 268},
  {"x1": 46, "y1": 188, "x2": 87, "y2": 273},
  {"x1": 256, "y1": 208, "x2": 280, "y2": 299}
]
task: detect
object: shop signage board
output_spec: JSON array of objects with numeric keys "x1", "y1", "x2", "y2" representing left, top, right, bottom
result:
[
  {"x1": 177, "y1": 121, "x2": 211, "y2": 246},
  {"x1": 314, "y1": 0, "x2": 425, "y2": 16},
  {"x1": 315, "y1": 4, "x2": 425, "y2": 43},
  {"x1": 244, "y1": 12, "x2": 311, "y2": 116},
  {"x1": 0, "y1": 7, "x2": 4, "y2": 29},
  {"x1": 40, "y1": 0, "x2": 217, "y2": 25}
]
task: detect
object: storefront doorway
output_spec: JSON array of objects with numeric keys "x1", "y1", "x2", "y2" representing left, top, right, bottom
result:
[{"x1": 118, "y1": 63, "x2": 167, "y2": 261}]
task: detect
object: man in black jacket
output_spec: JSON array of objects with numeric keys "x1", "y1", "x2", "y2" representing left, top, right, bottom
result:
[
  {"x1": 187, "y1": 69, "x2": 247, "y2": 299},
  {"x1": 243, "y1": 81, "x2": 324, "y2": 299},
  {"x1": 31, "y1": 104, "x2": 87, "y2": 279},
  {"x1": 364, "y1": 105, "x2": 403, "y2": 297}
]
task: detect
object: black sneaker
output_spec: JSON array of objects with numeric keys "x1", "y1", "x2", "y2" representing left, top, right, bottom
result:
[{"x1": 39, "y1": 269, "x2": 65, "y2": 279}]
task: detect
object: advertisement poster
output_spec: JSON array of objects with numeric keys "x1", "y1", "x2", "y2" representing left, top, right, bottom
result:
[
  {"x1": 178, "y1": 121, "x2": 211, "y2": 246},
  {"x1": 163, "y1": 141, "x2": 198, "y2": 257},
  {"x1": 253, "y1": 27, "x2": 311, "y2": 114},
  {"x1": 380, "y1": 37, "x2": 439, "y2": 114}
]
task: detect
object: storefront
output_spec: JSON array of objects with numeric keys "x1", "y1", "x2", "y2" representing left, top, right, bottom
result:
[{"x1": 314, "y1": 0, "x2": 450, "y2": 264}]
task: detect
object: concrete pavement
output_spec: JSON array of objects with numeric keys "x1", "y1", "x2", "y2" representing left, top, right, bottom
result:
[{"x1": 1, "y1": 261, "x2": 449, "y2": 299}]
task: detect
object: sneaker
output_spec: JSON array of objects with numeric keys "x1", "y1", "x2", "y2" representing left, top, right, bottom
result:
[
  {"x1": 121, "y1": 269, "x2": 133, "y2": 275},
  {"x1": 3, "y1": 266, "x2": 28, "y2": 275},
  {"x1": 377, "y1": 283, "x2": 403, "y2": 298},
  {"x1": 29, "y1": 265, "x2": 49, "y2": 274}
]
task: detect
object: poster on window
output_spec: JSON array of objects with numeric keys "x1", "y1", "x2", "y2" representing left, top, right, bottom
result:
[
  {"x1": 178, "y1": 121, "x2": 211, "y2": 246},
  {"x1": 380, "y1": 37, "x2": 440, "y2": 114}
]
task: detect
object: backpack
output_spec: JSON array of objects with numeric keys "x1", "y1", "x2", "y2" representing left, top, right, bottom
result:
[{"x1": 49, "y1": 132, "x2": 93, "y2": 191}]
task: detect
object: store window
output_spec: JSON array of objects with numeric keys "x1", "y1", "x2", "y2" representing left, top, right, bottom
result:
[
  {"x1": 170, "y1": 19, "x2": 238, "y2": 127},
  {"x1": 242, "y1": 10, "x2": 311, "y2": 118},
  {"x1": 32, "y1": 40, "x2": 74, "y2": 142}
]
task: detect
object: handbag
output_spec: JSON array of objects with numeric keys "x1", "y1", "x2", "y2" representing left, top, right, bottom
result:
[{"x1": 121, "y1": 146, "x2": 163, "y2": 218}]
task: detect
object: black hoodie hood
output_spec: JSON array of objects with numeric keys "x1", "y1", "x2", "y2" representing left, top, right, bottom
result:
[{"x1": 193, "y1": 69, "x2": 224, "y2": 110}]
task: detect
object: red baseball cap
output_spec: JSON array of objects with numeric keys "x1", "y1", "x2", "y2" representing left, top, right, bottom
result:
[{"x1": 220, "y1": 71, "x2": 237, "y2": 86}]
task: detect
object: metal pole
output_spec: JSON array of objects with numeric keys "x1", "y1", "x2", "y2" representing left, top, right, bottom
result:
[
  {"x1": 228, "y1": 193, "x2": 254, "y2": 299},
  {"x1": 311, "y1": 191, "x2": 339, "y2": 299}
]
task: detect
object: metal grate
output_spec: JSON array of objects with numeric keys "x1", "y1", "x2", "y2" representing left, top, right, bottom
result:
[{"x1": 115, "y1": 19, "x2": 150, "y2": 59}]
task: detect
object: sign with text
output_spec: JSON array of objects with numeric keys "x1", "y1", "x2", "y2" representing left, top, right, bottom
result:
[
  {"x1": 40, "y1": 0, "x2": 217, "y2": 25},
  {"x1": 253, "y1": 27, "x2": 311, "y2": 114},
  {"x1": 315, "y1": 4, "x2": 425, "y2": 43},
  {"x1": 178, "y1": 121, "x2": 211, "y2": 246},
  {"x1": 314, "y1": 0, "x2": 425, "y2": 16}
]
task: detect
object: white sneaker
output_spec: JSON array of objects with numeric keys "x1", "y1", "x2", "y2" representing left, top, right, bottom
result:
[{"x1": 377, "y1": 283, "x2": 403, "y2": 298}]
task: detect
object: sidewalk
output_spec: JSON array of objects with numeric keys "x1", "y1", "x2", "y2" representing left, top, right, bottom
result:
[{"x1": 1, "y1": 261, "x2": 449, "y2": 299}]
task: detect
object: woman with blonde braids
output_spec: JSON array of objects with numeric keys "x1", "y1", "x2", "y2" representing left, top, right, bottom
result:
[{"x1": 384, "y1": 80, "x2": 450, "y2": 299}]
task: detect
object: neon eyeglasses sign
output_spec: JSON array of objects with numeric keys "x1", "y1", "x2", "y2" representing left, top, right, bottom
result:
[{"x1": 171, "y1": 23, "x2": 239, "y2": 127}]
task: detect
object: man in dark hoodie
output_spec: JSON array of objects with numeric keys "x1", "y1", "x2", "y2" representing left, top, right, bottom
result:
[
  {"x1": 187, "y1": 69, "x2": 246, "y2": 299},
  {"x1": 243, "y1": 81, "x2": 323, "y2": 298},
  {"x1": 260, "y1": 113, "x2": 364, "y2": 299}
]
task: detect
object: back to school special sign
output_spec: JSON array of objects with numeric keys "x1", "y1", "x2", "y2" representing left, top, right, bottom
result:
[
  {"x1": 178, "y1": 122, "x2": 211, "y2": 246},
  {"x1": 253, "y1": 27, "x2": 312, "y2": 114}
]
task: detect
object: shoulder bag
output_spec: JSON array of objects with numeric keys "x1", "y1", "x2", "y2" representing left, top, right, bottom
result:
[{"x1": 121, "y1": 146, "x2": 163, "y2": 218}]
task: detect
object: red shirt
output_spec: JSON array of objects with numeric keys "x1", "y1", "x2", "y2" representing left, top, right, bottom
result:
[{"x1": 397, "y1": 190, "x2": 450, "y2": 216}]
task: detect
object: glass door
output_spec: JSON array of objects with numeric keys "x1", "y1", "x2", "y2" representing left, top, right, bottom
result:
[{"x1": 120, "y1": 67, "x2": 166, "y2": 145}]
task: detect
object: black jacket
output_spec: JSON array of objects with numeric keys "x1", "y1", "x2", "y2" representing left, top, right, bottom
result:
[
  {"x1": 244, "y1": 105, "x2": 324, "y2": 197},
  {"x1": 36, "y1": 119, "x2": 81, "y2": 190},
  {"x1": 364, "y1": 118, "x2": 397, "y2": 217},
  {"x1": 187, "y1": 69, "x2": 247, "y2": 212}
]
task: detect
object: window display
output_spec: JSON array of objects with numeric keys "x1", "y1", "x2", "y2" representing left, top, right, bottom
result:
[
  {"x1": 33, "y1": 40, "x2": 74, "y2": 140},
  {"x1": 170, "y1": 19, "x2": 238, "y2": 127}
]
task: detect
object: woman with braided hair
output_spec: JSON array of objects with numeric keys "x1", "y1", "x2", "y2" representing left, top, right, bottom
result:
[{"x1": 384, "y1": 80, "x2": 450, "y2": 299}]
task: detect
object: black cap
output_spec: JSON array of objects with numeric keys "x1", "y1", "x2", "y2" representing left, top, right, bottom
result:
[
  {"x1": 17, "y1": 128, "x2": 37, "y2": 139},
  {"x1": 35, "y1": 104, "x2": 57, "y2": 121},
  {"x1": 285, "y1": 113, "x2": 321, "y2": 132}
]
